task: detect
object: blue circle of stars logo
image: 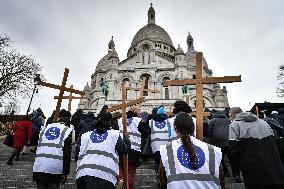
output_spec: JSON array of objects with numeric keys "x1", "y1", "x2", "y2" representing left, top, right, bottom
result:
[
  {"x1": 155, "y1": 121, "x2": 166, "y2": 129},
  {"x1": 127, "y1": 118, "x2": 133, "y2": 126},
  {"x1": 45, "y1": 127, "x2": 60, "y2": 140},
  {"x1": 90, "y1": 130, "x2": 108, "y2": 143},
  {"x1": 177, "y1": 145, "x2": 205, "y2": 170}
]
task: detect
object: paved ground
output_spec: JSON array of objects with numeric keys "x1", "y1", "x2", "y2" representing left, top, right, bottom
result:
[
  {"x1": 0, "y1": 138, "x2": 77, "y2": 189},
  {"x1": 0, "y1": 138, "x2": 245, "y2": 188}
]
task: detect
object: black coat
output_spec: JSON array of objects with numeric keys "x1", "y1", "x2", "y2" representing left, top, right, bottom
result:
[
  {"x1": 229, "y1": 112, "x2": 284, "y2": 185},
  {"x1": 208, "y1": 113, "x2": 231, "y2": 147}
]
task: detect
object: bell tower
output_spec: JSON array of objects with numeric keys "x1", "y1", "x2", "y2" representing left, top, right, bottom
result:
[{"x1": 148, "y1": 3, "x2": 155, "y2": 24}]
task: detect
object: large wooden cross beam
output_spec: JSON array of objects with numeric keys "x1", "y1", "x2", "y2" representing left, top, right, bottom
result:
[
  {"x1": 164, "y1": 52, "x2": 241, "y2": 140},
  {"x1": 106, "y1": 82, "x2": 145, "y2": 189},
  {"x1": 125, "y1": 77, "x2": 160, "y2": 98},
  {"x1": 36, "y1": 68, "x2": 85, "y2": 121},
  {"x1": 54, "y1": 85, "x2": 88, "y2": 111}
]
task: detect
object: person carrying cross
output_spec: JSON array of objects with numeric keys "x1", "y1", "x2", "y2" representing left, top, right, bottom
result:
[
  {"x1": 75, "y1": 106, "x2": 130, "y2": 189},
  {"x1": 33, "y1": 109, "x2": 72, "y2": 189},
  {"x1": 117, "y1": 105, "x2": 150, "y2": 189}
]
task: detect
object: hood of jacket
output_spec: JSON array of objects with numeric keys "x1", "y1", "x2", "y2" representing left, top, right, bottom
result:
[
  {"x1": 235, "y1": 112, "x2": 258, "y2": 122},
  {"x1": 212, "y1": 113, "x2": 228, "y2": 119}
]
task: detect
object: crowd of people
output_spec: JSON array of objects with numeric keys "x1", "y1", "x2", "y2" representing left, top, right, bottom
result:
[{"x1": 5, "y1": 101, "x2": 284, "y2": 189}]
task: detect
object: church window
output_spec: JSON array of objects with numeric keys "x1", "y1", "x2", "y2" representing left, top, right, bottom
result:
[
  {"x1": 163, "y1": 77, "x2": 170, "y2": 100},
  {"x1": 193, "y1": 75, "x2": 196, "y2": 79},
  {"x1": 140, "y1": 74, "x2": 151, "y2": 96},
  {"x1": 122, "y1": 78, "x2": 131, "y2": 99},
  {"x1": 122, "y1": 78, "x2": 131, "y2": 86},
  {"x1": 142, "y1": 44, "x2": 150, "y2": 64},
  {"x1": 110, "y1": 74, "x2": 112, "y2": 79},
  {"x1": 165, "y1": 88, "x2": 169, "y2": 100},
  {"x1": 151, "y1": 14, "x2": 154, "y2": 20},
  {"x1": 100, "y1": 78, "x2": 104, "y2": 86}
]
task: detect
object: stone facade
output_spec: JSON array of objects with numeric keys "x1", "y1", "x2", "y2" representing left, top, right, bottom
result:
[{"x1": 78, "y1": 5, "x2": 229, "y2": 113}]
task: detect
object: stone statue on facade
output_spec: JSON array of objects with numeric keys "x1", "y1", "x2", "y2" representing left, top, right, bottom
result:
[
  {"x1": 182, "y1": 85, "x2": 188, "y2": 95},
  {"x1": 101, "y1": 81, "x2": 109, "y2": 97}
]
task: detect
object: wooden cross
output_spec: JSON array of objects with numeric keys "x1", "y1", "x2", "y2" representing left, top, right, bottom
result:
[
  {"x1": 54, "y1": 85, "x2": 88, "y2": 111},
  {"x1": 125, "y1": 77, "x2": 160, "y2": 98},
  {"x1": 106, "y1": 82, "x2": 145, "y2": 189},
  {"x1": 36, "y1": 68, "x2": 85, "y2": 121},
  {"x1": 163, "y1": 52, "x2": 241, "y2": 140}
]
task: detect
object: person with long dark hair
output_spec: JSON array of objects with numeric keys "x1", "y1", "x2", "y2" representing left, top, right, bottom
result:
[{"x1": 159, "y1": 112, "x2": 224, "y2": 189}]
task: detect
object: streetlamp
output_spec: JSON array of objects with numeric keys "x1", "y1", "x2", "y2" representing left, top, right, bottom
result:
[{"x1": 26, "y1": 74, "x2": 40, "y2": 115}]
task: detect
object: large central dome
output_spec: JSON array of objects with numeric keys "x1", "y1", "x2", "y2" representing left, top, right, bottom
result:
[
  {"x1": 131, "y1": 23, "x2": 173, "y2": 47},
  {"x1": 130, "y1": 4, "x2": 173, "y2": 48}
]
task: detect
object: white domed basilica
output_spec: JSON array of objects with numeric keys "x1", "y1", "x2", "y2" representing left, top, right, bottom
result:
[{"x1": 78, "y1": 4, "x2": 229, "y2": 113}]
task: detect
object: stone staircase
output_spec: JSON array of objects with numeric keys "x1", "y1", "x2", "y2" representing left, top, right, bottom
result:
[
  {"x1": 0, "y1": 138, "x2": 76, "y2": 189},
  {"x1": 134, "y1": 159, "x2": 158, "y2": 189},
  {"x1": 0, "y1": 137, "x2": 245, "y2": 188}
]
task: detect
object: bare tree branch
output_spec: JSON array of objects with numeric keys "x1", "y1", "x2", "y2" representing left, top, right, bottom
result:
[{"x1": 0, "y1": 35, "x2": 43, "y2": 103}]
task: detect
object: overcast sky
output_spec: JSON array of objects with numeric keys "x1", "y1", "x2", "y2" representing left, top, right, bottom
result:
[{"x1": 1, "y1": 0, "x2": 284, "y2": 117}]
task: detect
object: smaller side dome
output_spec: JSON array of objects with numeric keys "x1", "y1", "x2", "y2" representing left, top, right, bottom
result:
[
  {"x1": 175, "y1": 44, "x2": 185, "y2": 56},
  {"x1": 108, "y1": 50, "x2": 119, "y2": 59}
]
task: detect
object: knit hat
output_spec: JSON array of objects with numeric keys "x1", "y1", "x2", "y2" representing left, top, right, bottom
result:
[{"x1": 157, "y1": 106, "x2": 166, "y2": 115}]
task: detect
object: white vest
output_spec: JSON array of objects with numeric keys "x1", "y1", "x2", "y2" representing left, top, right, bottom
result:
[
  {"x1": 118, "y1": 117, "x2": 142, "y2": 152},
  {"x1": 167, "y1": 116, "x2": 178, "y2": 140},
  {"x1": 150, "y1": 119, "x2": 170, "y2": 153},
  {"x1": 33, "y1": 123, "x2": 72, "y2": 174},
  {"x1": 76, "y1": 129, "x2": 120, "y2": 185},
  {"x1": 160, "y1": 137, "x2": 222, "y2": 189}
]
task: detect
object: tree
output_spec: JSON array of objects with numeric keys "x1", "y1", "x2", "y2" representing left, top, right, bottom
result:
[
  {"x1": 277, "y1": 64, "x2": 284, "y2": 97},
  {"x1": 0, "y1": 35, "x2": 42, "y2": 102},
  {"x1": 0, "y1": 100, "x2": 20, "y2": 115}
]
